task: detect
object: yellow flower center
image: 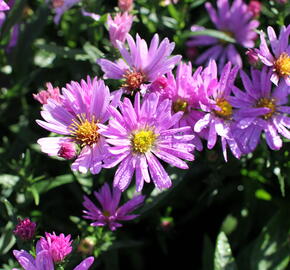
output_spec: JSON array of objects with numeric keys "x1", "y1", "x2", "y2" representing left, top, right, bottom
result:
[
  {"x1": 123, "y1": 69, "x2": 146, "y2": 93},
  {"x1": 214, "y1": 98, "x2": 233, "y2": 119},
  {"x1": 274, "y1": 52, "x2": 290, "y2": 77},
  {"x1": 132, "y1": 130, "x2": 156, "y2": 153},
  {"x1": 173, "y1": 99, "x2": 188, "y2": 113},
  {"x1": 103, "y1": 210, "x2": 111, "y2": 217},
  {"x1": 69, "y1": 114, "x2": 99, "y2": 147},
  {"x1": 256, "y1": 98, "x2": 276, "y2": 120}
]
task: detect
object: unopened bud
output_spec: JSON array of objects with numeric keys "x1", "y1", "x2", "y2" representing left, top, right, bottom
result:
[{"x1": 14, "y1": 218, "x2": 36, "y2": 241}]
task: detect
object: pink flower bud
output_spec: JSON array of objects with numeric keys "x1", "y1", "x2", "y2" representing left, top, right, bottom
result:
[
  {"x1": 108, "y1": 12, "x2": 134, "y2": 48},
  {"x1": 33, "y1": 83, "x2": 62, "y2": 105},
  {"x1": 118, "y1": 0, "x2": 133, "y2": 12},
  {"x1": 52, "y1": 0, "x2": 64, "y2": 8},
  {"x1": 57, "y1": 142, "x2": 76, "y2": 160},
  {"x1": 14, "y1": 218, "x2": 36, "y2": 241},
  {"x1": 246, "y1": 49, "x2": 260, "y2": 67},
  {"x1": 248, "y1": 0, "x2": 261, "y2": 17},
  {"x1": 39, "y1": 232, "x2": 72, "y2": 262},
  {"x1": 149, "y1": 77, "x2": 168, "y2": 94}
]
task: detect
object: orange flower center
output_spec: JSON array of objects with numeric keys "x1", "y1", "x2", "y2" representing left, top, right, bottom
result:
[
  {"x1": 123, "y1": 69, "x2": 146, "y2": 93},
  {"x1": 256, "y1": 98, "x2": 276, "y2": 120},
  {"x1": 274, "y1": 52, "x2": 290, "y2": 77},
  {"x1": 214, "y1": 98, "x2": 233, "y2": 119},
  {"x1": 69, "y1": 114, "x2": 100, "y2": 147}
]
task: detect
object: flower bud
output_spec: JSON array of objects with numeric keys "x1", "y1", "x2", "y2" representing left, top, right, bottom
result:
[
  {"x1": 57, "y1": 142, "x2": 76, "y2": 160},
  {"x1": 118, "y1": 0, "x2": 133, "y2": 12},
  {"x1": 248, "y1": 0, "x2": 261, "y2": 17},
  {"x1": 246, "y1": 49, "x2": 261, "y2": 67},
  {"x1": 33, "y1": 83, "x2": 62, "y2": 105},
  {"x1": 14, "y1": 218, "x2": 36, "y2": 241}
]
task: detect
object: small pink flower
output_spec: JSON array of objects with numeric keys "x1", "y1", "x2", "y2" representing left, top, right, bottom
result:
[
  {"x1": 118, "y1": 0, "x2": 133, "y2": 12},
  {"x1": 248, "y1": 0, "x2": 261, "y2": 17},
  {"x1": 33, "y1": 83, "x2": 62, "y2": 105},
  {"x1": 38, "y1": 232, "x2": 72, "y2": 262},
  {"x1": 246, "y1": 49, "x2": 260, "y2": 67},
  {"x1": 108, "y1": 12, "x2": 134, "y2": 48},
  {"x1": 13, "y1": 218, "x2": 36, "y2": 241},
  {"x1": 57, "y1": 142, "x2": 76, "y2": 159}
]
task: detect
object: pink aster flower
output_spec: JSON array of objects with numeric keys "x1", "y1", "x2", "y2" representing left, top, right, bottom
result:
[
  {"x1": 13, "y1": 245, "x2": 94, "y2": 270},
  {"x1": 83, "y1": 183, "x2": 145, "y2": 231},
  {"x1": 246, "y1": 48, "x2": 261, "y2": 67},
  {"x1": 36, "y1": 76, "x2": 121, "y2": 174},
  {"x1": 37, "y1": 232, "x2": 72, "y2": 262},
  {"x1": 230, "y1": 67, "x2": 290, "y2": 152},
  {"x1": 101, "y1": 92, "x2": 195, "y2": 191},
  {"x1": 33, "y1": 83, "x2": 62, "y2": 105},
  {"x1": 118, "y1": 0, "x2": 133, "y2": 12},
  {"x1": 149, "y1": 62, "x2": 205, "y2": 151},
  {"x1": 47, "y1": 0, "x2": 81, "y2": 24},
  {"x1": 187, "y1": 0, "x2": 259, "y2": 68},
  {"x1": 13, "y1": 218, "x2": 36, "y2": 241},
  {"x1": 98, "y1": 34, "x2": 181, "y2": 94},
  {"x1": 107, "y1": 12, "x2": 134, "y2": 48},
  {"x1": 0, "y1": 0, "x2": 9, "y2": 11},
  {"x1": 255, "y1": 26, "x2": 290, "y2": 86},
  {"x1": 194, "y1": 60, "x2": 241, "y2": 161}
]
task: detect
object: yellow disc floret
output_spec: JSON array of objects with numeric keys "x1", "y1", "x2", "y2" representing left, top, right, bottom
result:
[
  {"x1": 274, "y1": 52, "x2": 290, "y2": 77},
  {"x1": 173, "y1": 99, "x2": 188, "y2": 113},
  {"x1": 214, "y1": 98, "x2": 233, "y2": 119},
  {"x1": 132, "y1": 129, "x2": 156, "y2": 153},
  {"x1": 256, "y1": 98, "x2": 276, "y2": 120},
  {"x1": 70, "y1": 114, "x2": 99, "y2": 147}
]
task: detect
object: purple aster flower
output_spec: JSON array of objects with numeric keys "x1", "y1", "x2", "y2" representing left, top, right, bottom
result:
[
  {"x1": 230, "y1": 67, "x2": 290, "y2": 152},
  {"x1": 101, "y1": 92, "x2": 195, "y2": 191},
  {"x1": 13, "y1": 245, "x2": 94, "y2": 270},
  {"x1": 187, "y1": 0, "x2": 259, "y2": 68},
  {"x1": 36, "y1": 76, "x2": 121, "y2": 174},
  {"x1": 47, "y1": 0, "x2": 81, "y2": 24},
  {"x1": 83, "y1": 183, "x2": 145, "y2": 231},
  {"x1": 0, "y1": 0, "x2": 9, "y2": 11},
  {"x1": 98, "y1": 34, "x2": 181, "y2": 94},
  {"x1": 37, "y1": 232, "x2": 72, "y2": 262},
  {"x1": 194, "y1": 60, "x2": 242, "y2": 161},
  {"x1": 107, "y1": 12, "x2": 134, "y2": 48},
  {"x1": 149, "y1": 62, "x2": 205, "y2": 151},
  {"x1": 255, "y1": 26, "x2": 290, "y2": 86},
  {"x1": 13, "y1": 218, "x2": 36, "y2": 241}
]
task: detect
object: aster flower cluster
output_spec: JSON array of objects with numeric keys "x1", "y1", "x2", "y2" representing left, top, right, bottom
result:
[{"x1": 13, "y1": 230, "x2": 94, "y2": 270}]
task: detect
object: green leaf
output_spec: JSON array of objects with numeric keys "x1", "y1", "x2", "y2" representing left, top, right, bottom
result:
[
  {"x1": 182, "y1": 29, "x2": 236, "y2": 43},
  {"x1": 1, "y1": 198, "x2": 15, "y2": 218},
  {"x1": 139, "y1": 166, "x2": 187, "y2": 215},
  {"x1": 250, "y1": 209, "x2": 290, "y2": 270},
  {"x1": 0, "y1": 174, "x2": 19, "y2": 197},
  {"x1": 0, "y1": 221, "x2": 16, "y2": 255},
  {"x1": 83, "y1": 42, "x2": 105, "y2": 63},
  {"x1": 28, "y1": 186, "x2": 39, "y2": 206},
  {"x1": 203, "y1": 235, "x2": 215, "y2": 270},
  {"x1": 214, "y1": 232, "x2": 238, "y2": 270}
]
